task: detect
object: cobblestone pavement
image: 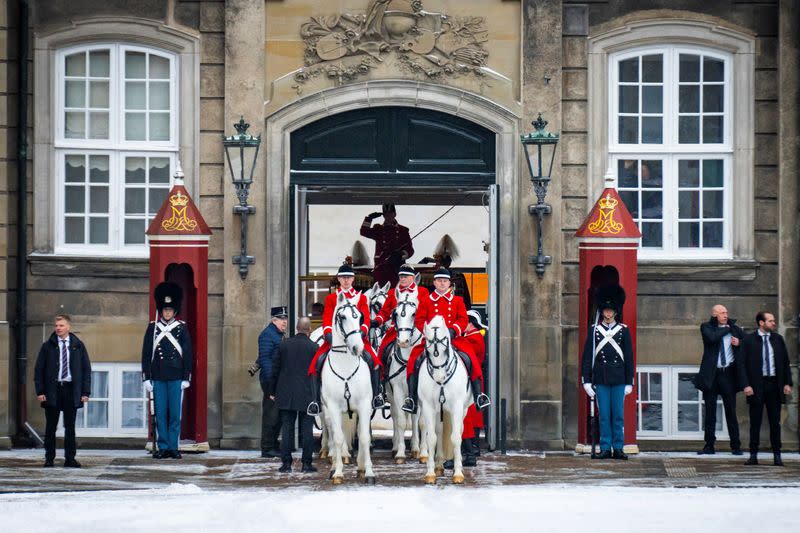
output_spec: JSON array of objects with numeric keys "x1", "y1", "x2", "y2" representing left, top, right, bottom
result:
[{"x1": 1, "y1": 448, "x2": 798, "y2": 493}]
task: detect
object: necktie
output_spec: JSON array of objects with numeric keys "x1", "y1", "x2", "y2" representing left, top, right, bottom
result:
[
  {"x1": 718, "y1": 339, "x2": 726, "y2": 368},
  {"x1": 60, "y1": 340, "x2": 68, "y2": 380},
  {"x1": 763, "y1": 335, "x2": 771, "y2": 376}
]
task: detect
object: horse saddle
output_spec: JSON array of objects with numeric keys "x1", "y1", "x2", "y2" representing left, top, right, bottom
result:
[{"x1": 456, "y1": 350, "x2": 472, "y2": 376}]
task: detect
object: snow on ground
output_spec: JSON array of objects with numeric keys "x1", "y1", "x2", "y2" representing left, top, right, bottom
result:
[{"x1": 1, "y1": 483, "x2": 798, "y2": 533}]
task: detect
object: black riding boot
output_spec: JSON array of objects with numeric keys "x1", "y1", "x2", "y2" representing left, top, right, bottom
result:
[
  {"x1": 402, "y1": 372, "x2": 418, "y2": 414},
  {"x1": 306, "y1": 354, "x2": 327, "y2": 416},
  {"x1": 370, "y1": 365, "x2": 385, "y2": 409},
  {"x1": 471, "y1": 378, "x2": 491, "y2": 410}
]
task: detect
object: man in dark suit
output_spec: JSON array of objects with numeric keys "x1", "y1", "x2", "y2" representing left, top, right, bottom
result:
[
  {"x1": 739, "y1": 311, "x2": 793, "y2": 466},
  {"x1": 269, "y1": 316, "x2": 318, "y2": 473},
  {"x1": 696, "y1": 304, "x2": 744, "y2": 455},
  {"x1": 34, "y1": 314, "x2": 92, "y2": 468}
]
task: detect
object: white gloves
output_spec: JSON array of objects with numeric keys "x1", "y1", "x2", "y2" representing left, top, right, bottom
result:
[
  {"x1": 582, "y1": 383, "x2": 595, "y2": 398},
  {"x1": 624, "y1": 385, "x2": 633, "y2": 396},
  {"x1": 143, "y1": 380, "x2": 153, "y2": 393},
  {"x1": 181, "y1": 380, "x2": 190, "y2": 390}
]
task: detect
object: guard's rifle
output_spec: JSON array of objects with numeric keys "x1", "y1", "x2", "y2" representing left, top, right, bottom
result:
[
  {"x1": 148, "y1": 389, "x2": 157, "y2": 457},
  {"x1": 589, "y1": 393, "x2": 599, "y2": 459}
]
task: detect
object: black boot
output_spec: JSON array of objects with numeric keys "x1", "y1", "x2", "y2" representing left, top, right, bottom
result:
[
  {"x1": 366, "y1": 358, "x2": 385, "y2": 409},
  {"x1": 470, "y1": 378, "x2": 491, "y2": 411},
  {"x1": 744, "y1": 452, "x2": 758, "y2": 465},
  {"x1": 612, "y1": 449, "x2": 628, "y2": 460},
  {"x1": 472, "y1": 428, "x2": 481, "y2": 456},
  {"x1": 463, "y1": 438, "x2": 477, "y2": 467},
  {"x1": 773, "y1": 452, "x2": 784, "y2": 467},
  {"x1": 402, "y1": 372, "x2": 418, "y2": 414},
  {"x1": 307, "y1": 373, "x2": 322, "y2": 416},
  {"x1": 278, "y1": 460, "x2": 292, "y2": 473}
]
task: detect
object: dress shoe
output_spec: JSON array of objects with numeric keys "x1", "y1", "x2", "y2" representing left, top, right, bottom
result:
[
  {"x1": 301, "y1": 462, "x2": 317, "y2": 473},
  {"x1": 261, "y1": 450, "x2": 281, "y2": 459},
  {"x1": 462, "y1": 455, "x2": 477, "y2": 467},
  {"x1": 64, "y1": 459, "x2": 81, "y2": 468},
  {"x1": 697, "y1": 446, "x2": 715, "y2": 455},
  {"x1": 152, "y1": 450, "x2": 167, "y2": 459},
  {"x1": 170, "y1": 450, "x2": 182, "y2": 459},
  {"x1": 731, "y1": 448, "x2": 743, "y2": 456},
  {"x1": 612, "y1": 450, "x2": 628, "y2": 460},
  {"x1": 43, "y1": 459, "x2": 54, "y2": 468},
  {"x1": 744, "y1": 453, "x2": 758, "y2": 465},
  {"x1": 773, "y1": 453, "x2": 784, "y2": 467},
  {"x1": 278, "y1": 461, "x2": 292, "y2": 473},
  {"x1": 593, "y1": 450, "x2": 612, "y2": 460}
]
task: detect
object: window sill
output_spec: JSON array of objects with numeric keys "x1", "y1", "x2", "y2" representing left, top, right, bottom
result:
[
  {"x1": 637, "y1": 259, "x2": 759, "y2": 281},
  {"x1": 29, "y1": 253, "x2": 149, "y2": 278}
]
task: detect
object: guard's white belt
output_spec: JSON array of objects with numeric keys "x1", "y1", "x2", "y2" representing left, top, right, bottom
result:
[{"x1": 594, "y1": 324, "x2": 624, "y2": 359}]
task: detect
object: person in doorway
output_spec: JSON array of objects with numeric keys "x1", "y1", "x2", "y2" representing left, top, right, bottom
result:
[
  {"x1": 360, "y1": 203, "x2": 414, "y2": 287},
  {"x1": 34, "y1": 314, "x2": 92, "y2": 468},
  {"x1": 739, "y1": 311, "x2": 793, "y2": 466},
  {"x1": 256, "y1": 306, "x2": 288, "y2": 458},
  {"x1": 306, "y1": 264, "x2": 384, "y2": 416},
  {"x1": 581, "y1": 284, "x2": 634, "y2": 460},
  {"x1": 141, "y1": 282, "x2": 193, "y2": 459},
  {"x1": 269, "y1": 317, "x2": 319, "y2": 473},
  {"x1": 695, "y1": 304, "x2": 744, "y2": 455}
]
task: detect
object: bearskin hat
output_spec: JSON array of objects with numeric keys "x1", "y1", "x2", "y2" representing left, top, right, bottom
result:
[
  {"x1": 594, "y1": 283, "x2": 625, "y2": 315},
  {"x1": 155, "y1": 281, "x2": 182, "y2": 314}
]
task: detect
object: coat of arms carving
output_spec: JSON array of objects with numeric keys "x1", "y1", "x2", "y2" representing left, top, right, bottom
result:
[{"x1": 294, "y1": 0, "x2": 489, "y2": 92}]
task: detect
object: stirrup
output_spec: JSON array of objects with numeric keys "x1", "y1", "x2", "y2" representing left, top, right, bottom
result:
[
  {"x1": 372, "y1": 395, "x2": 385, "y2": 409},
  {"x1": 476, "y1": 393, "x2": 491, "y2": 410},
  {"x1": 306, "y1": 402, "x2": 320, "y2": 417},
  {"x1": 401, "y1": 398, "x2": 416, "y2": 414}
]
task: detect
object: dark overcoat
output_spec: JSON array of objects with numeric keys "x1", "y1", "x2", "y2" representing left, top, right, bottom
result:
[
  {"x1": 738, "y1": 331, "x2": 793, "y2": 404},
  {"x1": 269, "y1": 333, "x2": 317, "y2": 411},
  {"x1": 34, "y1": 333, "x2": 92, "y2": 409}
]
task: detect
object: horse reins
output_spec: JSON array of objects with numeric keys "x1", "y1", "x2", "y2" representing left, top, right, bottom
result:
[
  {"x1": 424, "y1": 326, "x2": 462, "y2": 422},
  {"x1": 328, "y1": 300, "x2": 366, "y2": 419}
]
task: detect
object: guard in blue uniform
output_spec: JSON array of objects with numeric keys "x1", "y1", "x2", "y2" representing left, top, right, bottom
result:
[
  {"x1": 581, "y1": 284, "x2": 633, "y2": 460},
  {"x1": 142, "y1": 282, "x2": 193, "y2": 459}
]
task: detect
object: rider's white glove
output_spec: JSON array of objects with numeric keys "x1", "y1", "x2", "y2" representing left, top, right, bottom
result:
[
  {"x1": 582, "y1": 383, "x2": 595, "y2": 398},
  {"x1": 143, "y1": 380, "x2": 153, "y2": 393},
  {"x1": 624, "y1": 385, "x2": 633, "y2": 396}
]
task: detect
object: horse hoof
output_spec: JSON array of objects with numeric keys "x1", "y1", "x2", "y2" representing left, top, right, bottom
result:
[
  {"x1": 364, "y1": 476, "x2": 376, "y2": 485},
  {"x1": 356, "y1": 469, "x2": 365, "y2": 479},
  {"x1": 435, "y1": 466, "x2": 444, "y2": 477},
  {"x1": 453, "y1": 473, "x2": 465, "y2": 484},
  {"x1": 419, "y1": 456, "x2": 428, "y2": 464},
  {"x1": 332, "y1": 476, "x2": 343, "y2": 485},
  {"x1": 411, "y1": 451, "x2": 420, "y2": 459},
  {"x1": 395, "y1": 457, "x2": 406, "y2": 465},
  {"x1": 424, "y1": 474, "x2": 436, "y2": 484},
  {"x1": 319, "y1": 450, "x2": 329, "y2": 459},
  {"x1": 343, "y1": 457, "x2": 350, "y2": 465}
]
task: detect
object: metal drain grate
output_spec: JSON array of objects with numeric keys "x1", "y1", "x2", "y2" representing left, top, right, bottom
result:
[{"x1": 664, "y1": 460, "x2": 697, "y2": 478}]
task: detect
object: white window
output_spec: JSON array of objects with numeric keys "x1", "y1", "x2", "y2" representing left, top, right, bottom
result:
[
  {"x1": 609, "y1": 46, "x2": 732, "y2": 259},
  {"x1": 58, "y1": 363, "x2": 148, "y2": 437},
  {"x1": 55, "y1": 44, "x2": 177, "y2": 256},
  {"x1": 636, "y1": 365, "x2": 729, "y2": 440}
]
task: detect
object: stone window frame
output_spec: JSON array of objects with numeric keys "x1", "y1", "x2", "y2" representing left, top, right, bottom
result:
[
  {"x1": 33, "y1": 17, "x2": 200, "y2": 256},
  {"x1": 588, "y1": 15, "x2": 756, "y2": 264}
]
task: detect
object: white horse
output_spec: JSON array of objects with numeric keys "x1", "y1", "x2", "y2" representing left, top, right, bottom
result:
[
  {"x1": 418, "y1": 315, "x2": 472, "y2": 484},
  {"x1": 384, "y1": 289, "x2": 424, "y2": 463},
  {"x1": 365, "y1": 281, "x2": 390, "y2": 352},
  {"x1": 321, "y1": 291, "x2": 377, "y2": 484}
]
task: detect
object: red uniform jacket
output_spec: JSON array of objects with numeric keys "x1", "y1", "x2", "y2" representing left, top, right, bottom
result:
[
  {"x1": 360, "y1": 221, "x2": 414, "y2": 287},
  {"x1": 375, "y1": 284, "x2": 430, "y2": 360},
  {"x1": 454, "y1": 329, "x2": 487, "y2": 436}
]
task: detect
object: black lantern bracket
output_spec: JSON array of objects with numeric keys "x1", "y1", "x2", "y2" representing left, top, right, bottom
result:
[
  {"x1": 520, "y1": 113, "x2": 559, "y2": 278},
  {"x1": 223, "y1": 116, "x2": 261, "y2": 280}
]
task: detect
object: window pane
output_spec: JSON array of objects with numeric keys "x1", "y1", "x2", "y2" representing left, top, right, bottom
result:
[
  {"x1": 679, "y1": 191, "x2": 699, "y2": 218},
  {"x1": 679, "y1": 54, "x2": 700, "y2": 82},
  {"x1": 618, "y1": 116, "x2": 638, "y2": 143},
  {"x1": 88, "y1": 112, "x2": 109, "y2": 139},
  {"x1": 619, "y1": 58, "x2": 638, "y2": 82},
  {"x1": 65, "y1": 155, "x2": 85, "y2": 182},
  {"x1": 65, "y1": 112, "x2": 86, "y2": 139},
  {"x1": 703, "y1": 191, "x2": 723, "y2": 218},
  {"x1": 677, "y1": 403, "x2": 700, "y2": 431},
  {"x1": 641, "y1": 160, "x2": 662, "y2": 187},
  {"x1": 89, "y1": 50, "x2": 110, "y2": 77},
  {"x1": 703, "y1": 222, "x2": 723, "y2": 248},
  {"x1": 619, "y1": 191, "x2": 638, "y2": 218},
  {"x1": 125, "y1": 113, "x2": 146, "y2": 140},
  {"x1": 125, "y1": 51, "x2": 146, "y2": 78},
  {"x1": 641, "y1": 191, "x2": 662, "y2": 219},
  {"x1": 65, "y1": 80, "x2": 86, "y2": 108},
  {"x1": 92, "y1": 371, "x2": 109, "y2": 398},
  {"x1": 87, "y1": 401, "x2": 109, "y2": 428},
  {"x1": 704, "y1": 57, "x2": 724, "y2": 82},
  {"x1": 150, "y1": 113, "x2": 170, "y2": 141},
  {"x1": 126, "y1": 157, "x2": 146, "y2": 183},
  {"x1": 641, "y1": 222, "x2": 662, "y2": 247},
  {"x1": 679, "y1": 222, "x2": 700, "y2": 248},
  {"x1": 150, "y1": 158, "x2": 171, "y2": 183},
  {"x1": 125, "y1": 81, "x2": 146, "y2": 110},
  {"x1": 641, "y1": 403, "x2": 663, "y2": 431},
  {"x1": 642, "y1": 86, "x2": 662, "y2": 113},
  {"x1": 679, "y1": 116, "x2": 699, "y2": 144},
  {"x1": 619, "y1": 86, "x2": 638, "y2": 113},
  {"x1": 89, "y1": 217, "x2": 109, "y2": 244},
  {"x1": 641, "y1": 117, "x2": 662, "y2": 144},
  {"x1": 122, "y1": 371, "x2": 144, "y2": 398},
  {"x1": 649, "y1": 373, "x2": 662, "y2": 400},
  {"x1": 150, "y1": 54, "x2": 170, "y2": 79},
  {"x1": 703, "y1": 85, "x2": 723, "y2": 113},
  {"x1": 679, "y1": 86, "x2": 699, "y2": 113},
  {"x1": 641, "y1": 54, "x2": 662, "y2": 82},
  {"x1": 122, "y1": 401, "x2": 146, "y2": 428},
  {"x1": 90, "y1": 186, "x2": 108, "y2": 213},
  {"x1": 679, "y1": 160, "x2": 699, "y2": 187},
  {"x1": 89, "y1": 81, "x2": 109, "y2": 108},
  {"x1": 65, "y1": 52, "x2": 86, "y2": 77},
  {"x1": 677, "y1": 373, "x2": 698, "y2": 401},
  {"x1": 90, "y1": 155, "x2": 109, "y2": 182},
  {"x1": 618, "y1": 160, "x2": 638, "y2": 187},
  {"x1": 65, "y1": 186, "x2": 85, "y2": 213},
  {"x1": 703, "y1": 160, "x2": 724, "y2": 187},
  {"x1": 64, "y1": 217, "x2": 84, "y2": 243},
  {"x1": 640, "y1": 374, "x2": 649, "y2": 400},
  {"x1": 149, "y1": 81, "x2": 170, "y2": 110},
  {"x1": 149, "y1": 188, "x2": 168, "y2": 215},
  {"x1": 125, "y1": 188, "x2": 146, "y2": 214},
  {"x1": 125, "y1": 219, "x2": 146, "y2": 244},
  {"x1": 702, "y1": 116, "x2": 723, "y2": 143}
]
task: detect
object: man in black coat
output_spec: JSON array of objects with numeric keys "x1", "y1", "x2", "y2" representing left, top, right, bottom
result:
[
  {"x1": 738, "y1": 311, "x2": 793, "y2": 466},
  {"x1": 695, "y1": 304, "x2": 744, "y2": 455},
  {"x1": 269, "y1": 316, "x2": 318, "y2": 473},
  {"x1": 34, "y1": 314, "x2": 92, "y2": 468}
]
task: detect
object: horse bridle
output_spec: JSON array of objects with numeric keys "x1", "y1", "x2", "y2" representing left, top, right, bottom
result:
[
  {"x1": 368, "y1": 291, "x2": 385, "y2": 316},
  {"x1": 425, "y1": 326, "x2": 458, "y2": 385},
  {"x1": 331, "y1": 300, "x2": 363, "y2": 353},
  {"x1": 393, "y1": 294, "x2": 418, "y2": 339}
]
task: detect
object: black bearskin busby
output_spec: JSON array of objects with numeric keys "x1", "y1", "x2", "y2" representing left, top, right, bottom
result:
[
  {"x1": 155, "y1": 281, "x2": 182, "y2": 314},
  {"x1": 594, "y1": 283, "x2": 625, "y2": 316}
]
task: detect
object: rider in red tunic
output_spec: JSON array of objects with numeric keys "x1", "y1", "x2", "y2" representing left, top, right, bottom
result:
[
  {"x1": 370, "y1": 264, "x2": 430, "y2": 370},
  {"x1": 458, "y1": 310, "x2": 489, "y2": 466},
  {"x1": 360, "y1": 204, "x2": 414, "y2": 288},
  {"x1": 306, "y1": 264, "x2": 384, "y2": 416},
  {"x1": 401, "y1": 267, "x2": 490, "y2": 414}
]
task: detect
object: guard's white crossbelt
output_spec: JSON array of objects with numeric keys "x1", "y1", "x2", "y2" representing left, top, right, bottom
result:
[
  {"x1": 593, "y1": 324, "x2": 623, "y2": 359},
  {"x1": 152, "y1": 320, "x2": 184, "y2": 358}
]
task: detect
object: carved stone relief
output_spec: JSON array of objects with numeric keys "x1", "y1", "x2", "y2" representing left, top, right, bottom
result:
[{"x1": 294, "y1": 0, "x2": 489, "y2": 93}]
